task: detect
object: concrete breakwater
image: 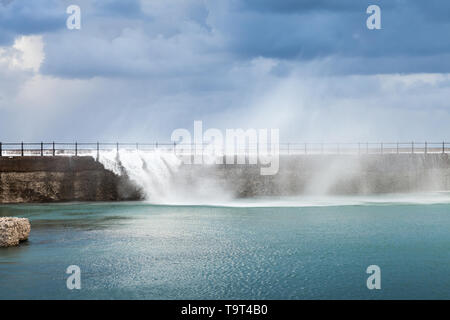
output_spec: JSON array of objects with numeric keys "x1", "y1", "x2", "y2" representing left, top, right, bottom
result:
[
  {"x1": 176, "y1": 154, "x2": 450, "y2": 197},
  {"x1": 0, "y1": 157, "x2": 142, "y2": 203},
  {"x1": 96, "y1": 152, "x2": 450, "y2": 201},
  {"x1": 0, "y1": 154, "x2": 449, "y2": 203}
]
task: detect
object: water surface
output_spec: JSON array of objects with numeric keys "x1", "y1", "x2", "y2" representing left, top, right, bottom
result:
[{"x1": 1, "y1": 198, "x2": 449, "y2": 299}]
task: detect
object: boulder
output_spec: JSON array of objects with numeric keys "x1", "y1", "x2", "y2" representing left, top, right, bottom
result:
[{"x1": 0, "y1": 217, "x2": 31, "y2": 247}]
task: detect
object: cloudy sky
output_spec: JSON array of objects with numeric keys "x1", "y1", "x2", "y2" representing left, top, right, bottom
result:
[{"x1": 1, "y1": 0, "x2": 450, "y2": 142}]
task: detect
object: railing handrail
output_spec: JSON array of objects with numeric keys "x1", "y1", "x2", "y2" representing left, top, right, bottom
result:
[
  {"x1": 0, "y1": 140, "x2": 448, "y2": 159},
  {"x1": 0, "y1": 141, "x2": 449, "y2": 145}
]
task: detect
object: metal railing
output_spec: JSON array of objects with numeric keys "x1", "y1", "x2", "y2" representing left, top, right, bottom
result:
[
  {"x1": 0, "y1": 142, "x2": 449, "y2": 158},
  {"x1": 279, "y1": 142, "x2": 449, "y2": 155}
]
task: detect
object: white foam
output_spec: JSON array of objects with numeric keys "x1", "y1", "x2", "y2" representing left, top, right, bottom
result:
[
  {"x1": 90, "y1": 150, "x2": 450, "y2": 207},
  {"x1": 138, "y1": 193, "x2": 450, "y2": 207},
  {"x1": 93, "y1": 150, "x2": 231, "y2": 203}
]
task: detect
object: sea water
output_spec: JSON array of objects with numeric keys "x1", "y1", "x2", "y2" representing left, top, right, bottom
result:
[{"x1": 0, "y1": 197, "x2": 449, "y2": 299}]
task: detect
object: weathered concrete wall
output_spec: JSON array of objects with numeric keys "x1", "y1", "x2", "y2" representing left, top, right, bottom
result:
[
  {"x1": 177, "y1": 154, "x2": 450, "y2": 197},
  {"x1": 0, "y1": 157, "x2": 142, "y2": 203},
  {"x1": 1, "y1": 154, "x2": 449, "y2": 202}
]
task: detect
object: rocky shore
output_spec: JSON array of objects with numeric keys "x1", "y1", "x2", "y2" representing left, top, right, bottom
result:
[{"x1": 0, "y1": 217, "x2": 31, "y2": 247}]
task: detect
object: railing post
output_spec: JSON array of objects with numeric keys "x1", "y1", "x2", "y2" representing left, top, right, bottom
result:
[
  {"x1": 116, "y1": 142, "x2": 119, "y2": 154},
  {"x1": 41, "y1": 142, "x2": 43, "y2": 156},
  {"x1": 443, "y1": 142, "x2": 445, "y2": 154},
  {"x1": 156, "y1": 141, "x2": 158, "y2": 150},
  {"x1": 412, "y1": 141, "x2": 414, "y2": 154},
  {"x1": 425, "y1": 142, "x2": 427, "y2": 155},
  {"x1": 96, "y1": 142, "x2": 99, "y2": 161},
  {"x1": 0, "y1": 142, "x2": 2, "y2": 157},
  {"x1": 173, "y1": 141, "x2": 176, "y2": 154},
  {"x1": 397, "y1": 142, "x2": 399, "y2": 154},
  {"x1": 21, "y1": 142, "x2": 24, "y2": 156},
  {"x1": 75, "y1": 142, "x2": 78, "y2": 156},
  {"x1": 52, "y1": 142, "x2": 55, "y2": 156}
]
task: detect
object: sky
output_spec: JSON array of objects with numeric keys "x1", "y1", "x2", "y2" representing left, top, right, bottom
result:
[{"x1": 0, "y1": 0, "x2": 450, "y2": 142}]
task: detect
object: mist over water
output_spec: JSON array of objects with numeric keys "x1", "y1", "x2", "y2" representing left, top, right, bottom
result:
[
  {"x1": 96, "y1": 150, "x2": 234, "y2": 204},
  {"x1": 92, "y1": 150, "x2": 450, "y2": 206}
]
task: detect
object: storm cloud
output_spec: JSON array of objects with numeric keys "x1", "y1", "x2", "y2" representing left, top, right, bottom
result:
[{"x1": 0, "y1": 0, "x2": 449, "y2": 142}]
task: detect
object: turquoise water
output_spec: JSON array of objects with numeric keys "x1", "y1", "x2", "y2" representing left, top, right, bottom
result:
[{"x1": 0, "y1": 200, "x2": 449, "y2": 299}]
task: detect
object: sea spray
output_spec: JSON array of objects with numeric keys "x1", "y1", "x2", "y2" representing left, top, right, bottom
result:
[
  {"x1": 92, "y1": 152, "x2": 450, "y2": 204},
  {"x1": 95, "y1": 150, "x2": 232, "y2": 204}
]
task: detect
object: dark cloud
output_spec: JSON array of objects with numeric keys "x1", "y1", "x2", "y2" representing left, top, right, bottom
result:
[
  {"x1": 217, "y1": 0, "x2": 450, "y2": 66},
  {"x1": 93, "y1": 0, "x2": 143, "y2": 18},
  {"x1": 1, "y1": 0, "x2": 15, "y2": 6},
  {"x1": 2, "y1": 0, "x2": 450, "y2": 76},
  {"x1": 1, "y1": 0, "x2": 450, "y2": 142},
  {"x1": 0, "y1": 0, "x2": 65, "y2": 45},
  {"x1": 1, "y1": 0, "x2": 14, "y2": 6},
  {"x1": 236, "y1": 0, "x2": 367, "y2": 13}
]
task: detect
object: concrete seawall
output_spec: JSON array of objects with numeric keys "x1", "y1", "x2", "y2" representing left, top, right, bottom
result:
[
  {"x1": 177, "y1": 154, "x2": 450, "y2": 197},
  {"x1": 1, "y1": 154, "x2": 450, "y2": 203},
  {"x1": 0, "y1": 157, "x2": 142, "y2": 203}
]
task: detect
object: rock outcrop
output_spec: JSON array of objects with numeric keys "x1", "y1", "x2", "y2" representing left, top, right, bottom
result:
[
  {"x1": 0, "y1": 156, "x2": 143, "y2": 203},
  {"x1": 0, "y1": 217, "x2": 31, "y2": 247}
]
